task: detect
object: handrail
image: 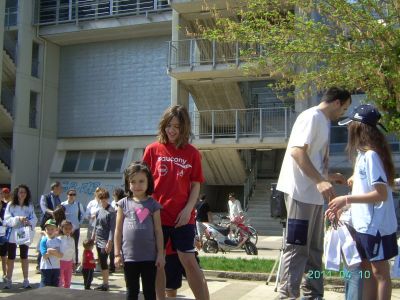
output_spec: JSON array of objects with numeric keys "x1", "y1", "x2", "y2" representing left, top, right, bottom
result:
[
  {"x1": 0, "y1": 138, "x2": 11, "y2": 169},
  {"x1": 191, "y1": 107, "x2": 293, "y2": 141},
  {"x1": 167, "y1": 39, "x2": 265, "y2": 70},
  {"x1": 34, "y1": 0, "x2": 171, "y2": 26}
]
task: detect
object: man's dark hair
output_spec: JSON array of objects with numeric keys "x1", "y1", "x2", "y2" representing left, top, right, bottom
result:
[
  {"x1": 321, "y1": 87, "x2": 351, "y2": 105},
  {"x1": 50, "y1": 181, "x2": 61, "y2": 190}
]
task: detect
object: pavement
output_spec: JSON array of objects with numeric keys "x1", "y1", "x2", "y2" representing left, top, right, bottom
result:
[{"x1": 1, "y1": 227, "x2": 400, "y2": 299}]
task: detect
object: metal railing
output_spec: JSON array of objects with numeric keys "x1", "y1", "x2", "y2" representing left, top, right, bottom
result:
[
  {"x1": 5, "y1": 6, "x2": 18, "y2": 28},
  {"x1": 0, "y1": 138, "x2": 11, "y2": 170},
  {"x1": 35, "y1": 0, "x2": 170, "y2": 25},
  {"x1": 167, "y1": 39, "x2": 265, "y2": 70},
  {"x1": 191, "y1": 107, "x2": 293, "y2": 141},
  {"x1": 1, "y1": 86, "x2": 15, "y2": 117}
]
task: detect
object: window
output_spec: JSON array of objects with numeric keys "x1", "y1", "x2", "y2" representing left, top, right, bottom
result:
[
  {"x1": 106, "y1": 150, "x2": 125, "y2": 172},
  {"x1": 62, "y1": 150, "x2": 125, "y2": 172},
  {"x1": 29, "y1": 92, "x2": 39, "y2": 129},
  {"x1": 92, "y1": 151, "x2": 108, "y2": 171},
  {"x1": 31, "y1": 42, "x2": 40, "y2": 78},
  {"x1": 62, "y1": 151, "x2": 79, "y2": 172},
  {"x1": 77, "y1": 151, "x2": 93, "y2": 171}
]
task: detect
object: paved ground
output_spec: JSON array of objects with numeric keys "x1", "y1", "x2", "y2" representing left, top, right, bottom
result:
[{"x1": 1, "y1": 227, "x2": 399, "y2": 299}]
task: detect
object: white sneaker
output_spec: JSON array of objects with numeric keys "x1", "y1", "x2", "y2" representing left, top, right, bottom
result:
[
  {"x1": 22, "y1": 279, "x2": 31, "y2": 289},
  {"x1": 3, "y1": 278, "x2": 11, "y2": 289}
]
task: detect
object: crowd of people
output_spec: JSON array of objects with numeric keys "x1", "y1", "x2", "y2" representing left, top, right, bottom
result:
[
  {"x1": 0, "y1": 105, "x2": 211, "y2": 300},
  {"x1": 0, "y1": 90, "x2": 398, "y2": 300}
]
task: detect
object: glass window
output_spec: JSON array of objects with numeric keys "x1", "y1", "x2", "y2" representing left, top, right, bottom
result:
[
  {"x1": 31, "y1": 42, "x2": 40, "y2": 78},
  {"x1": 62, "y1": 151, "x2": 79, "y2": 172},
  {"x1": 106, "y1": 150, "x2": 124, "y2": 172},
  {"x1": 77, "y1": 151, "x2": 93, "y2": 171},
  {"x1": 92, "y1": 151, "x2": 108, "y2": 171},
  {"x1": 29, "y1": 92, "x2": 39, "y2": 129}
]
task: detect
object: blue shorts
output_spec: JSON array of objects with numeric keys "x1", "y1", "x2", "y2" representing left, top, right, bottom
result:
[
  {"x1": 354, "y1": 231, "x2": 398, "y2": 262},
  {"x1": 163, "y1": 224, "x2": 196, "y2": 253}
]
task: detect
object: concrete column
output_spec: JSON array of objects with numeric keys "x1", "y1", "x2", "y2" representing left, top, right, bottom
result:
[
  {"x1": 11, "y1": 0, "x2": 40, "y2": 198},
  {"x1": 0, "y1": 0, "x2": 6, "y2": 86},
  {"x1": 171, "y1": 79, "x2": 189, "y2": 108},
  {"x1": 170, "y1": 10, "x2": 189, "y2": 108}
]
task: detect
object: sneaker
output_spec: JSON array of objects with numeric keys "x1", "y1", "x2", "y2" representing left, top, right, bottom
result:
[
  {"x1": 2, "y1": 275, "x2": 6, "y2": 283},
  {"x1": 22, "y1": 279, "x2": 31, "y2": 289},
  {"x1": 94, "y1": 284, "x2": 109, "y2": 291},
  {"x1": 3, "y1": 278, "x2": 11, "y2": 289},
  {"x1": 75, "y1": 264, "x2": 82, "y2": 273}
]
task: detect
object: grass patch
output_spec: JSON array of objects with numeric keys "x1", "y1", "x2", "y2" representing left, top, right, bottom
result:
[
  {"x1": 199, "y1": 256, "x2": 344, "y2": 276},
  {"x1": 199, "y1": 257, "x2": 275, "y2": 273}
]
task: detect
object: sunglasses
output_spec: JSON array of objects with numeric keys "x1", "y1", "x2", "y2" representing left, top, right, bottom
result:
[{"x1": 68, "y1": 193, "x2": 76, "y2": 196}]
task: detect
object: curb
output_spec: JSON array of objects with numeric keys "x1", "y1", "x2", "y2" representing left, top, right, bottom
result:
[{"x1": 202, "y1": 270, "x2": 400, "y2": 288}]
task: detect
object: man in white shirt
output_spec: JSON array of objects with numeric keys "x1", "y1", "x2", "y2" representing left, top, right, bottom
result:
[{"x1": 277, "y1": 87, "x2": 351, "y2": 299}]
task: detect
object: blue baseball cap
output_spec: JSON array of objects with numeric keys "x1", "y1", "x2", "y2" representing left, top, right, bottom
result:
[{"x1": 338, "y1": 104, "x2": 386, "y2": 130}]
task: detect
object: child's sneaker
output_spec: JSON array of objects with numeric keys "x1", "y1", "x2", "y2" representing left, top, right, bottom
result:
[
  {"x1": 94, "y1": 284, "x2": 109, "y2": 291},
  {"x1": 22, "y1": 279, "x2": 31, "y2": 289},
  {"x1": 3, "y1": 278, "x2": 11, "y2": 289}
]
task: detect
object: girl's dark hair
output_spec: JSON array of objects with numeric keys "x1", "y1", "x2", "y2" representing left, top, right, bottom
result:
[
  {"x1": 347, "y1": 122, "x2": 395, "y2": 186},
  {"x1": 157, "y1": 105, "x2": 191, "y2": 148},
  {"x1": 83, "y1": 239, "x2": 94, "y2": 249},
  {"x1": 12, "y1": 184, "x2": 31, "y2": 206},
  {"x1": 53, "y1": 205, "x2": 66, "y2": 226},
  {"x1": 59, "y1": 219, "x2": 73, "y2": 235},
  {"x1": 113, "y1": 187, "x2": 125, "y2": 201},
  {"x1": 124, "y1": 161, "x2": 154, "y2": 197}
]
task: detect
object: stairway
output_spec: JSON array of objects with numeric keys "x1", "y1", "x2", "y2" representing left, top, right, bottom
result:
[{"x1": 246, "y1": 178, "x2": 284, "y2": 236}]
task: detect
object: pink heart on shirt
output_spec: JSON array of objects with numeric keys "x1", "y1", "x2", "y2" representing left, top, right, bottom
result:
[{"x1": 135, "y1": 207, "x2": 150, "y2": 223}]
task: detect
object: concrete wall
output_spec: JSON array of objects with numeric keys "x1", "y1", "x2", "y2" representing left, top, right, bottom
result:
[{"x1": 58, "y1": 35, "x2": 171, "y2": 137}]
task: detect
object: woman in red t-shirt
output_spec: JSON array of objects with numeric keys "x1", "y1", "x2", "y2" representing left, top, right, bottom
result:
[{"x1": 143, "y1": 105, "x2": 209, "y2": 300}]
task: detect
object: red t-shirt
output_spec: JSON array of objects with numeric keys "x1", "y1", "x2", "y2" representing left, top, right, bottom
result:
[
  {"x1": 82, "y1": 249, "x2": 96, "y2": 270},
  {"x1": 143, "y1": 142, "x2": 205, "y2": 226}
]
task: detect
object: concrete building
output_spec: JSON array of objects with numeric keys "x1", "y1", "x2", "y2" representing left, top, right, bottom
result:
[{"x1": 0, "y1": 0, "x2": 399, "y2": 234}]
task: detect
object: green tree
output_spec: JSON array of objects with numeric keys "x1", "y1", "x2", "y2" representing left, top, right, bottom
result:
[{"x1": 200, "y1": 0, "x2": 400, "y2": 131}]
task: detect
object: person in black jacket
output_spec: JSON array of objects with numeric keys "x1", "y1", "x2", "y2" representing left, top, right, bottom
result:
[{"x1": 195, "y1": 194, "x2": 213, "y2": 242}]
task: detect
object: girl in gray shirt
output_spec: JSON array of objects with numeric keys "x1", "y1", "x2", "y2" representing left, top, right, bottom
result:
[{"x1": 114, "y1": 162, "x2": 164, "y2": 300}]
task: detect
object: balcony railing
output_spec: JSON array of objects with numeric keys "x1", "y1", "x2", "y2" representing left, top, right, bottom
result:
[
  {"x1": 4, "y1": 6, "x2": 18, "y2": 28},
  {"x1": 0, "y1": 138, "x2": 11, "y2": 170},
  {"x1": 167, "y1": 39, "x2": 265, "y2": 70},
  {"x1": 191, "y1": 107, "x2": 293, "y2": 142},
  {"x1": 1, "y1": 86, "x2": 15, "y2": 117},
  {"x1": 34, "y1": 0, "x2": 170, "y2": 25}
]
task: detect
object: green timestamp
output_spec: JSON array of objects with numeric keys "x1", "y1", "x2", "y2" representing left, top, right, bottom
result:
[{"x1": 307, "y1": 270, "x2": 371, "y2": 279}]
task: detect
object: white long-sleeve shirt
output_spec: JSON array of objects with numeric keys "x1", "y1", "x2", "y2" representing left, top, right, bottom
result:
[
  {"x1": 59, "y1": 235, "x2": 75, "y2": 262},
  {"x1": 3, "y1": 203, "x2": 37, "y2": 244},
  {"x1": 85, "y1": 199, "x2": 100, "y2": 227}
]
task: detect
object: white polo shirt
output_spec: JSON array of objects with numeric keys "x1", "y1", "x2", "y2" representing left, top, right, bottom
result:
[
  {"x1": 277, "y1": 106, "x2": 330, "y2": 205},
  {"x1": 351, "y1": 150, "x2": 397, "y2": 236}
]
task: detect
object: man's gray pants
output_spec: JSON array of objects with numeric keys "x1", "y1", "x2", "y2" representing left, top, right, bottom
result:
[{"x1": 279, "y1": 195, "x2": 324, "y2": 300}]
